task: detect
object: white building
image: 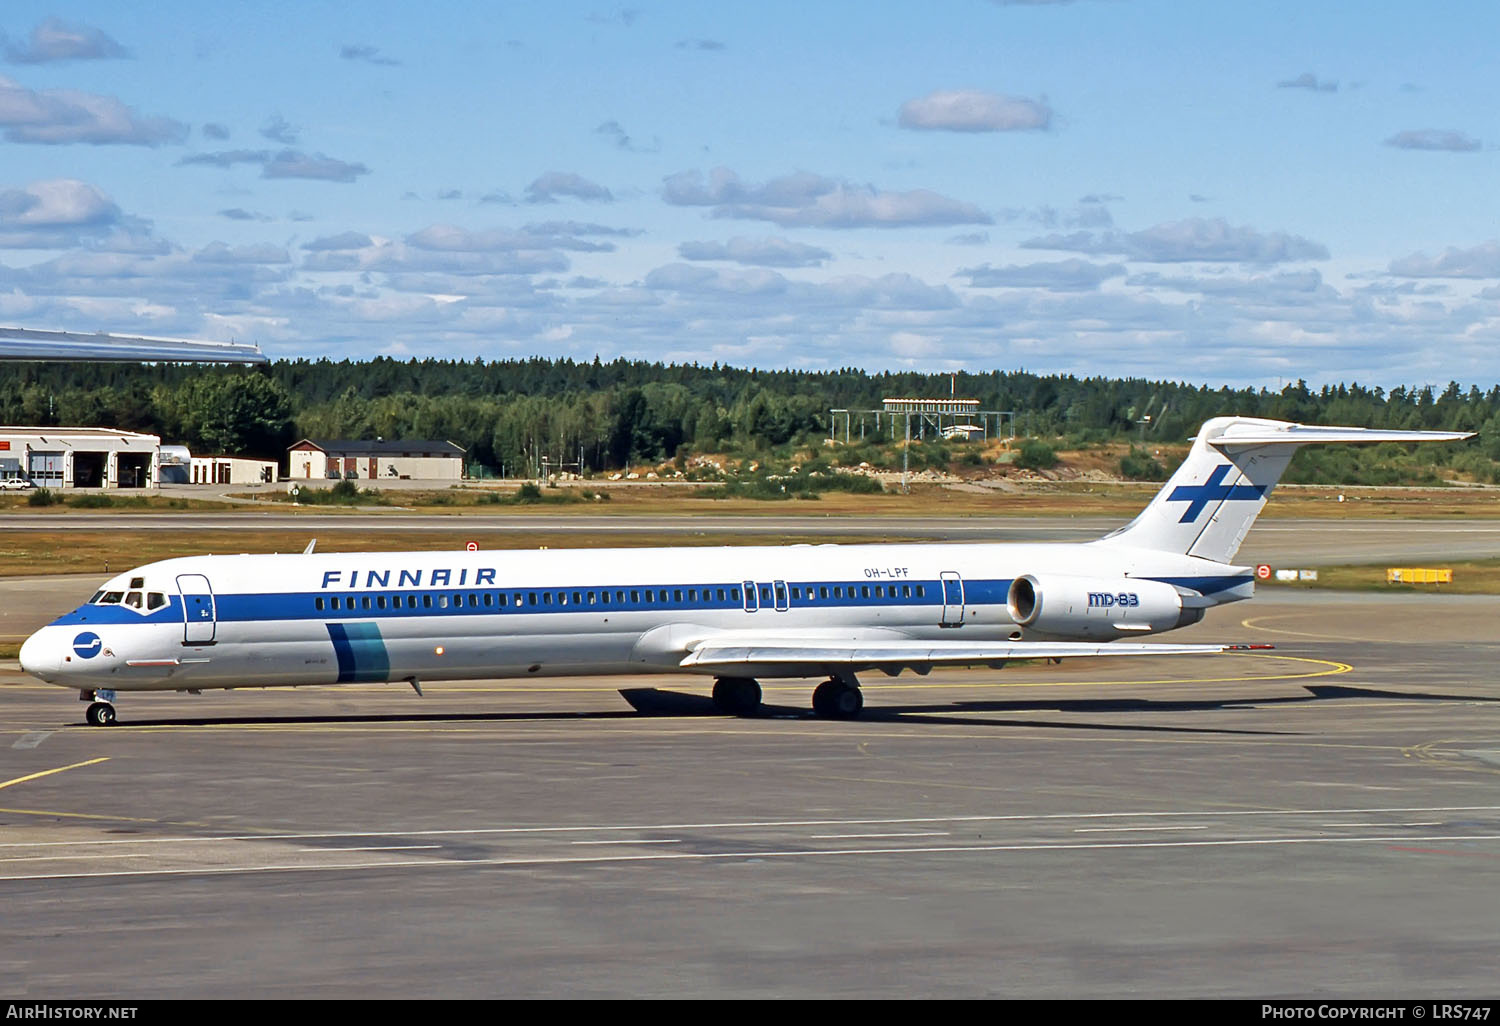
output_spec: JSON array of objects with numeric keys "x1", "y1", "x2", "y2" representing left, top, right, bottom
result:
[
  {"x1": 288, "y1": 439, "x2": 465, "y2": 481},
  {"x1": 0, "y1": 427, "x2": 159, "y2": 488},
  {"x1": 190, "y1": 455, "x2": 278, "y2": 485}
]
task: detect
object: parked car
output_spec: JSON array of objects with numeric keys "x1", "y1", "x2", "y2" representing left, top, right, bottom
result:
[{"x1": 0, "y1": 477, "x2": 34, "y2": 490}]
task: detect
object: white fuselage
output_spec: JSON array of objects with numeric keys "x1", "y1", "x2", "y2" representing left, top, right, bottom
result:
[{"x1": 18, "y1": 540, "x2": 1251, "y2": 694}]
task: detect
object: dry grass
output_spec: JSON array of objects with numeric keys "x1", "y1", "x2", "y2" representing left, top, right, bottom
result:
[
  {"x1": 230, "y1": 480, "x2": 1500, "y2": 519},
  {"x1": 1261, "y1": 558, "x2": 1500, "y2": 595},
  {"x1": 0, "y1": 529, "x2": 918, "y2": 577}
]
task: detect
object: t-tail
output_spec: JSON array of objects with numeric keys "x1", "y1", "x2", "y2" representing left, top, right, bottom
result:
[{"x1": 1100, "y1": 416, "x2": 1472, "y2": 564}]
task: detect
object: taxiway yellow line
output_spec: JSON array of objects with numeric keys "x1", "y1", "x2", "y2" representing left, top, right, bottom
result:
[{"x1": 0, "y1": 757, "x2": 109, "y2": 792}]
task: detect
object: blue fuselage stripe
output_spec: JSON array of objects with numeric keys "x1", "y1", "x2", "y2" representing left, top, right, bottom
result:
[{"x1": 46, "y1": 574, "x2": 1252, "y2": 629}]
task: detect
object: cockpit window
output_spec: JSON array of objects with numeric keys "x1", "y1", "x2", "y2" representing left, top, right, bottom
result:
[
  {"x1": 98, "y1": 591, "x2": 124, "y2": 605},
  {"x1": 124, "y1": 592, "x2": 143, "y2": 609},
  {"x1": 129, "y1": 577, "x2": 145, "y2": 589},
  {"x1": 89, "y1": 591, "x2": 104, "y2": 603},
  {"x1": 147, "y1": 592, "x2": 167, "y2": 610}
]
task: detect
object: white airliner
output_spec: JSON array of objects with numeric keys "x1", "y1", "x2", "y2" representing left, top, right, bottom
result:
[{"x1": 18, "y1": 417, "x2": 1468, "y2": 726}]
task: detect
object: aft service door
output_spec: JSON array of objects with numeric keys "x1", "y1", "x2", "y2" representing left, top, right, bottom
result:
[
  {"x1": 177, "y1": 574, "x2": 217, "y2": 644},
  {"x1": 939, "y1": 571, "x2": 965, "y2": 628}
]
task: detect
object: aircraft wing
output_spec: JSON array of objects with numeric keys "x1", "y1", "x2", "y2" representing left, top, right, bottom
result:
[{"x1": 679, "y1": 637, "x2": 1252, "y2": 674}]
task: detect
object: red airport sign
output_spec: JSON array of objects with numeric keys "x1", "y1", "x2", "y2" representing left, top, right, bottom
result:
[
  {"x1": 1255, "y1": 564, "x2": 1272, "y2": 580},
  {"x1": 465, "y1": 541, "x2": 478, "y2": 552}
]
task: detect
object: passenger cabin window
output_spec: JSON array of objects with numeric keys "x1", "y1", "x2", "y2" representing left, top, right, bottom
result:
[
  {"x1": 316, "y1": 597, "x2": 325, "y2": 611},
  {"x1": 331, "y1": 597, "x2": 341, "y2": 610},
  {"x1": 377, "y1": 596, "x2": 387, "y2": 610}
]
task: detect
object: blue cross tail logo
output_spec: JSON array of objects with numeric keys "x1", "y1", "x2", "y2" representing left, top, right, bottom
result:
[{"x1": 1166, "y1": 464, "x2": 1267, "y2": 523}]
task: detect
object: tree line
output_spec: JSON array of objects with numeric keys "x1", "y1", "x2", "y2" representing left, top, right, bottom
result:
[{"x1": 1, "y1": 359, "x2": 1498, "y2": 479}]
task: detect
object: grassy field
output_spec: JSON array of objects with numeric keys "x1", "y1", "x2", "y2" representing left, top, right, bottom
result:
[
  {"x1": 1261, "y1": 558, "x2": 1500, "y2": 595},
  {"x1": 0, "y1": 528, "x2": 926, "y2": 577},
  {"x1": 208, "y1": 479, "x2": 1500, "y2": 519}
]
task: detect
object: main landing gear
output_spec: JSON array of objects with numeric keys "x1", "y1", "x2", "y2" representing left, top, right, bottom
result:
[
  {"x1": 711, "y1": 676, "x2": 762, "y2": 716},
  {"x1": 710, "y1": 676, "x2": 866, "y2": 719},
  {"x1": 812, "y1": 677, "x2": 863, "y2": 720},
  {"x1": 81, "y1": 689, "x2": 118, "y2": 727}
]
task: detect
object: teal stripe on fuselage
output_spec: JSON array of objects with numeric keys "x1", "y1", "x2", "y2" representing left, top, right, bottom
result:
[{"x1": 327, "y1": 621, "x2": 390, "y2": 683}]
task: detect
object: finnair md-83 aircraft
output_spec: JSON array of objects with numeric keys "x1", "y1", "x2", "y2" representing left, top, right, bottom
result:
[{"x1": 19, "y1": 417, "x2": 1468, "y2": 725}]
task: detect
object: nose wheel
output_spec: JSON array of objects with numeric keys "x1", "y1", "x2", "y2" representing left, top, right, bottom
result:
[{"x1": 85, "y1": 701, "x2": 117, "y2": 726}]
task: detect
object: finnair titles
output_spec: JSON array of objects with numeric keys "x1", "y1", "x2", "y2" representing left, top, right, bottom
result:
[{"x1": 19, "y1": 417, "x2": 1469, "y2": 726}]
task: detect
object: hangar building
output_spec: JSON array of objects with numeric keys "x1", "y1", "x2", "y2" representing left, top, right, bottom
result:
[
  {"x1": 287, "y1": 439, "x2": 465, "y2": 481},
  {"x1": 0, "y1": 427, "x2": 159, "y2": 488},
  {"x1": 191, "y1": 455, "x2": 278, "y2": 485}
]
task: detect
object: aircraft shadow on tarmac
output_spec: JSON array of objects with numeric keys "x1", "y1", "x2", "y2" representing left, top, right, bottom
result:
[
  {"x1": 76, "y1": 682, "x2": 1499, "y2": 732},
  {"x1": 616, "y1": 682, "x2": 1500, "y2": 736}
]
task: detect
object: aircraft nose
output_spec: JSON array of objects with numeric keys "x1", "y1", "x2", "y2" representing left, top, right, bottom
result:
[{"x1": 18, "y1": 629, "x2": 61, "y2": 680}]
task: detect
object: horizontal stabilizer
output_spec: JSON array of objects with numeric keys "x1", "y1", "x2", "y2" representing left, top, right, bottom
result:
[{"x1": 1204, "y1": 422, "x2": 1472, "y2": 448}]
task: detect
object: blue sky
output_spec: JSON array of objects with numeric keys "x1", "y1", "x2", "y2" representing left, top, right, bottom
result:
[{"x1": 0, "y1": 1, "x2": 1497, "y2": 387}]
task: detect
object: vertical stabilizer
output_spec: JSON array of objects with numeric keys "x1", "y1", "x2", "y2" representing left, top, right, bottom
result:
[{"x1": 1100, "y1": 417, "x2": 1471, "y2": 563}]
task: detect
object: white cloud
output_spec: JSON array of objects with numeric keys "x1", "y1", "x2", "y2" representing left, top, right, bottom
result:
[
  {"x1": 1024, "y1": 217, "x2": 1329, "y2": 264},
  {"x1": 958, "y1": 259, "x2": 1125, "y2": 291},
  {"x1": 1384, "y1": 129, "x2": 1481, "y2": 152},
  {"x1": 898, "y1": 90, "x2": 1052, "y2": 132},
  {"x1": 0, "y1": 75, "x2": 187, "y2": 145},
  {"x1": 678, "y1": 236, "x2": 832, "y2": 267},
  {"x1": 1389, "y1": 241, "x2": 1500, "y2": 278},
  {"x1": 524, "y1": 172, "x2": 613, "y2": 204},
  {"x1": 5, "y1": 18, "x2": 129, "y2": 63},
  {"x1": 662, "y1": 167, "x2": 991, "y2": 228},
  {"x1": 263, "y1": 150, "x2": 369, "y2": 182},
  {"x1": 1276, "y1": 72, "x2": 1337, "y2": 93}
]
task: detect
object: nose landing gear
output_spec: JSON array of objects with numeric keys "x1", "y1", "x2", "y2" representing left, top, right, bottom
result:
[{"x1": 80, "y1": 689, "x2": 117, "y2": 727}]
